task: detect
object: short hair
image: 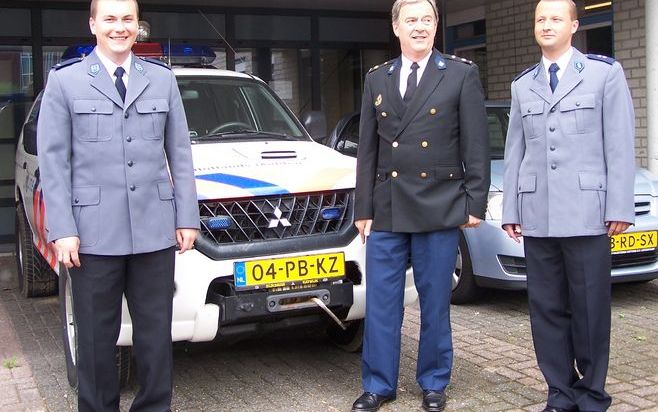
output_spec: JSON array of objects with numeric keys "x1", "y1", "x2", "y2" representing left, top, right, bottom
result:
[
  {"x1": 391, "y1": 0, "x2": 439, "y2": 24},
  {"x1": 536, "y1": 0, "x2": 578, "y2": 20},
  {"x1": 90, "y1": 0, "x2": 139, "y2": 19}
]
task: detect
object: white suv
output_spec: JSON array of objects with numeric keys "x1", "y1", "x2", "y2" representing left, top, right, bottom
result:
[{"x1": 14, "y1": 59, "x2": 418, "y2": 387}]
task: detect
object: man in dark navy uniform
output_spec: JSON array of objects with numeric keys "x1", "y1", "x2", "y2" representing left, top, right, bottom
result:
[{"x1": 352, "y1": 0, "x2": 490, "y2": 411}]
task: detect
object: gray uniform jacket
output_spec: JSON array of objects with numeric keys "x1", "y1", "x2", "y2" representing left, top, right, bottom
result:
[
  {"x1": 37, "y1": 49, "x2": 200, "y2": 255},
  {"x1": 355, "y1": 49, "x2": 490, "y2": 232},
  {"x1": 502, "y1": 48, "x2": 635, "y2": 237}
]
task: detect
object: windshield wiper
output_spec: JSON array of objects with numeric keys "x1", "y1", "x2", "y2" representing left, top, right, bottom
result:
[{"x1": 199, "y1": 129, "x2": 297, "y2": 140}]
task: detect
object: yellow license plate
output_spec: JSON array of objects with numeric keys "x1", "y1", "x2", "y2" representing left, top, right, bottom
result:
[
  {"x1": 234, "y1": 252, "x2": 345, "y2": 289},
  {"x1": 610, "y1": 231, "x2": 658, "y2": 254}
]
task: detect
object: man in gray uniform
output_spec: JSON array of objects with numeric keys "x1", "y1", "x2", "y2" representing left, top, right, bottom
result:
[
  {"x1": 37, "y1": 0, "x2": 199, "y2": 410},
  {"x1": 502, "y1": 1, "x2": 635, "y2": 411}
]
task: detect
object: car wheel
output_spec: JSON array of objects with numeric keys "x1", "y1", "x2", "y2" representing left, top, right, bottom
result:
[
  {"x1": 59, "y1": 268, "x2": 132, "y2": 389},
  {"x1": 450, "y1": 232, "x2": 482, "y2": 305},
  {"x1": 15, "y1": 202, "x2": 57, "y2": 297},
  {"x1": 327, "y1": 319, "x2": 363, "y2": 353}
]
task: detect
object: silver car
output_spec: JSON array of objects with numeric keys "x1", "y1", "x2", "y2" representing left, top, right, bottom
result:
[{"x1": 326, "y1": 102, "x2": 658, "y2": 304}]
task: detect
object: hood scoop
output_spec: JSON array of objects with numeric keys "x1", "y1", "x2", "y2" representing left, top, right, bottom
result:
[{"x1": 261, "y1": 150, "x2": 297, "y2": 159}]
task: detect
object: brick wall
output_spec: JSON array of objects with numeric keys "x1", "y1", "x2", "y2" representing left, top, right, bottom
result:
[
  {"x1": 485, "y1": 0, "x2": 538, "y2": 100},
  {"x1": 485, "y1": 0, "x2": 647, "y2": 165},
  {"x1": 614, "y1": 0, "x2": 647, "y2": 166}
]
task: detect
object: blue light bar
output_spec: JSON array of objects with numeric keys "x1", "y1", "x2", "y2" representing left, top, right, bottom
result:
[
  {"x1": 162, "y1": 44, "x2": 216, "y2": 65},
  {"x1": 62, "y1": 45, "x2": 95, "y2": 60},
  {"x1": 321, "y1": 207, "x2": 342, "y2": 221},
  {"x1": 205, "y1": 216, "x2": 233, "y2": 230}
]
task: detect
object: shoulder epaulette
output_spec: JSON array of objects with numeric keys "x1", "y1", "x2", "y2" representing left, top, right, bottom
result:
[
  {"x1": 139, "y1": 56, "x2": 171, "y2": 70},
  {"x1": 368, "y1": 60, "x2": 394, "y2": 74},
  {"x1": 513, "y1": 63, "x2": 539, "y2": 82},
  {"x1": 443, "y1": 54, "x2": 474, "y2": 65},
  {"x1": 53, "y1": 57, "x2": 84, "y2": 71},
  {"x1": 586, "y1": 54, "x2": 615, "y2": 65}
]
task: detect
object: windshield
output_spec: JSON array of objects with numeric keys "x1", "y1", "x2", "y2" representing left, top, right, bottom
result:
[
  {"x1": 486, "y1": 105, "x2": 510, "y2": 160},
  {"x1": 176, "y1": 76, "x2": 308, "y2": 141}
]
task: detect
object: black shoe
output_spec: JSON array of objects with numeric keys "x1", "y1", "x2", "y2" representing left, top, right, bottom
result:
[
  {"x1": 542, "y1": 407, "x2": 576, "y2": 412},
  {"x1": 351, "y1": 392, "x2": 396, "y2": 412},
  {"x1": 422, "y1": 390, "x2": 446, "y2": 412}
]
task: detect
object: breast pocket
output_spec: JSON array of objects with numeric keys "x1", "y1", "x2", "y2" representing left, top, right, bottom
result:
[
  {"x1": 559, "y1": 94, "x2": 596, "y2": 134},
  {"x1": 72, "y1": 100, "x2": 114, "y2": 141},
  {"x1": 136, "y1": 99, "x2": 169, "y2": 140},
  {"x1": 520, "y1": 101, "x2": 545, "y2": 139}
]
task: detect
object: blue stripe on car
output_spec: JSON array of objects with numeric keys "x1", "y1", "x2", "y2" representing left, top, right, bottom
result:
[{"x1": 196, "y1": 173, "x2": 290, "y2": 196}]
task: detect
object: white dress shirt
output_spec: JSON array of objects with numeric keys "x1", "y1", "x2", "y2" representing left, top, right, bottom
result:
[
  {"x1": 95, "y1": 48, "x2": 132, "y2": 89},
  {"x1": 542, "y1": 47, "x2": 573, "y2": 84},
  {"x1": 399, "y1": 51, "x2": 433, "y2": 98}
]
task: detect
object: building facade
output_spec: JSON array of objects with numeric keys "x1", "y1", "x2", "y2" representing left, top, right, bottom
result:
[{"x1": 0, "y1": 0, "x2": 649, "y2": 248}]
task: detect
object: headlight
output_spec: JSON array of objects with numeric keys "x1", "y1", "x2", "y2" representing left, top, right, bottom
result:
[{"x1": 487, "y1": 191, "x2": 504, "y2": 221}]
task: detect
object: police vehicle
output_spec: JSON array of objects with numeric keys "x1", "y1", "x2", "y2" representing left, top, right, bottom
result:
[{"x1": 14, "y1": 41, "x2": 418, "y2": 388}]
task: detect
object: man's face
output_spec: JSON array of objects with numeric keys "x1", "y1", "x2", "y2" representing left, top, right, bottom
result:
[
  {"x1": 393, "y1": 1, "x2": 437, "y2": 61},
  {"x1": 534, "y1": 1, "x2": 578, "y2": 54},
  {"x1": 89, "y1": 0, "x2": 138, "y2": 63}
]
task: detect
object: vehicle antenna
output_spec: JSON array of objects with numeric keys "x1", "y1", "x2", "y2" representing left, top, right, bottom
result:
[{"x1": 198, "y1": 10, "x2": 237, "y2": 56}]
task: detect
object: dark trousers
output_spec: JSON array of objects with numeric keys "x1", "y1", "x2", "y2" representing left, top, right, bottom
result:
[
  {"x1": 362, "y1": 229, "x2": 458, "y2": 396},
  {"x1": 69, "y1": 247, "x2": 175, "y2": 412},
  {"x1": 524, "y1": 235, "x2": 612, "y2": 412}
]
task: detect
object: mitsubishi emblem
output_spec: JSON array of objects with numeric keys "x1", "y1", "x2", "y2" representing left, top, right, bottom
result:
[{"x1": 268, "y1": 207, "x2": 291, "y2": 228}]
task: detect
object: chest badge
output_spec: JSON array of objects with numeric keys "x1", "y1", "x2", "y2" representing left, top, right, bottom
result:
[{"x1": 374, "y1": 94, "x2": 382, "y2": 107}]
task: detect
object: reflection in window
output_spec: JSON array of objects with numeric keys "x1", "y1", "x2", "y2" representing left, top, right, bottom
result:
[
  {"x1": 321, "y1": 49, "x2": 390, "y2": 131},
  {"x1": 270, "y1": 49, "x2": 311, "y2": 116}
]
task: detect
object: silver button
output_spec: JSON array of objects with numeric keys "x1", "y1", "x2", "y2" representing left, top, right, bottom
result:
[
  {"x1": 551, "y1": 164, "x2": 557, "y2": 170},
  {"x1": 392, "y1": 142, "x2": 399, "y2": 148}
]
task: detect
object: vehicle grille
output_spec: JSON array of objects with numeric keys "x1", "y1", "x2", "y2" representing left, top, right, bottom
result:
[
  {"x1": 499, "y1": 249, "x2": 658, "y2": 275},
  {"x1": 195, "y1": 190, "x2": 357, "y2": 260},
  {"x1": 611, "y1": 249, "x2": 658, "y2": 268},
  {"x1": 635, "y1": 196, "x2": 652, "y2": 216}
]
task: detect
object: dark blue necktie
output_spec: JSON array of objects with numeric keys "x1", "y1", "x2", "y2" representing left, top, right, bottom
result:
[
  {"x1": 114, "y1": 67, "x2": 127, "y2": 102},
  {"x1": 403, "y1": 62, "x2": 420, "y2": 103},
  {"x1": 549, "y1": 63, "x2": 559, "y2": 93}
]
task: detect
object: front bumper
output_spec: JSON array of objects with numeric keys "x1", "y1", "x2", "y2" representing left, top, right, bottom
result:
[
  {"x1": 465, "y1": 218, "x2": 658, "y2": 290},
  {"x1": 115, "y1": 234, "x2": 418, "y2": 346}
]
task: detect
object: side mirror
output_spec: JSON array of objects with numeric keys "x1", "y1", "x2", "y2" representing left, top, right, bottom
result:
[{"x1": 300, "y1": 111, "x2": 327, "y2": 142}]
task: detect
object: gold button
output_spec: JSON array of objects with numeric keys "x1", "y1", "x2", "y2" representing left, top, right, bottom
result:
[
  {"x1": 421, "y1": 141, "x2": 429, "y2": 148},
  {"x1": 382, "y1": 112, "x2": 388, "y2": 117},
  {"x1": 391, "y1": 171, "x2": 398, "y2": 178},
  {"x1": 420, "y1": 172, "x2": 428, "y2": 178},
  {"x1": 392, "y1": 142, "x2": 399, "y2": 148},
  {"x1": 430, "y1": 108, "x2": 437, "y2": 115}
]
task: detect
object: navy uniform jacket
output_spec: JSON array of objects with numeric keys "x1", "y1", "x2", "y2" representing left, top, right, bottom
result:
[
  {"x1": 502, "y1": 48, "x2": 635, "y2": 237},
  {"x1": 37, "y1": 49, "x2": 200, "y2": 255},
  {"x1": 355, "y1": 49, "x2": 490, "y2": 233}
]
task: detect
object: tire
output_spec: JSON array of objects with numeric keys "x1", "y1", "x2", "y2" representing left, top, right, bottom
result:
[
  {"x1": 59, "y1": 268, "x2": 133, "y2": 389},
  {"x1": 15, "y1": 202, "x2": 58, "y2": 297},
  {"x1": 327, "y1": 319, "x2": 363, "y2": 353},
  {"x1": 450, "y1": 232, "x2": 482, "y2": 305}
]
